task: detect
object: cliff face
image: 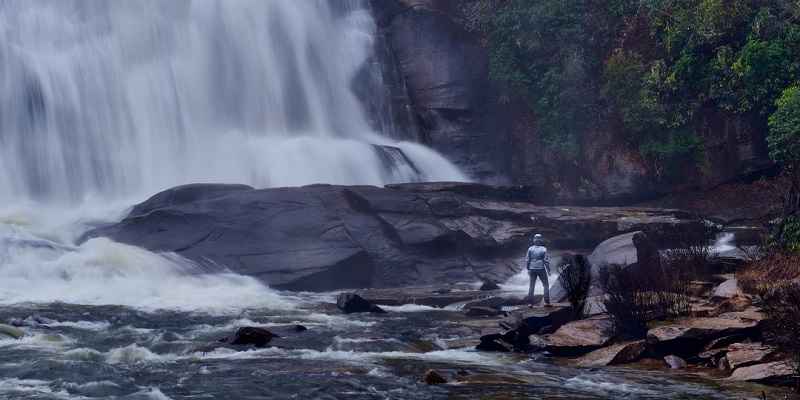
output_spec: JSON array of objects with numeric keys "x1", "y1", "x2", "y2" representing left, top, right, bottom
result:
[{"x1": 369, "y1": 0, "x2": 777, "y2": 205}]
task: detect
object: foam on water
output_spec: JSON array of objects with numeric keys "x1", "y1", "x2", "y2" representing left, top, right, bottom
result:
[{"x1": 0, "y1": 0, "x2": 468, "y2": 313}]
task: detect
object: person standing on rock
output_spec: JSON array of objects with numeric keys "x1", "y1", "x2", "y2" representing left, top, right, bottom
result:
[{"x1": 525, "y1": 233, "x2": 552, "y2": 308}]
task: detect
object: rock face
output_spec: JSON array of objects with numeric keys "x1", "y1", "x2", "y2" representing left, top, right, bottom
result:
[
  {"x1": 549, "y1": 231, "x2": 662, "y2": 302},
  {"x1": 368, "y1": 0, "x2": 510, "y2": 184},
  {"x1": 368, "y1": 0, "x2": 777, "y2": 204},
  {"x1": 82, "y1": 183, "x2": 710, "y2": 292}
]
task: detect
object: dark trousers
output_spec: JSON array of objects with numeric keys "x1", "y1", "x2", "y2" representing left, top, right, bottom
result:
[{"x1": 526, "y1": 268, "x2": 550, "y2": 303}]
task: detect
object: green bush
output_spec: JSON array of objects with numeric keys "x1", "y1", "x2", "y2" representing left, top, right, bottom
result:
[
  {"x1": 473, "y1": 0, "x2": 800, "y2": 174},
  {"x1": 767, "y1": 84, "x2": 800, "y2": 251}
]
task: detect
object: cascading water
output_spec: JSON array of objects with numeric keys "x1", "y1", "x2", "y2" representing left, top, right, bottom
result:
[
  {"x1": 0, "y1": 0, "x2": 466, "y2": 206},
  {"x1": 0, "y1": 0, "x2": 466, "y2": 307}
]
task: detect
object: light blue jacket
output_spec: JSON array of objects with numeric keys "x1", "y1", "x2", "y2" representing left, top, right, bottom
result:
[{"x1": 525, "y1": 236, "x2": 549, "y2": 272}]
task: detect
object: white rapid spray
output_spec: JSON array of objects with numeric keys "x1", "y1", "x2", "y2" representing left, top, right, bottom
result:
[{"x1": 0, "y1": 0, "x2": 467, "y2": 309}]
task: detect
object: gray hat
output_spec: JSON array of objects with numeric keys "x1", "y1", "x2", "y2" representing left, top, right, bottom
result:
[{"x1": 533, "y1": 234, "x2": 543, "y2": 245}]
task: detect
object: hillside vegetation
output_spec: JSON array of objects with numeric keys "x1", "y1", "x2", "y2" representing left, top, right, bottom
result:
[{"x1": 469, "y1": 0, "x2": 799, "y2": 182}]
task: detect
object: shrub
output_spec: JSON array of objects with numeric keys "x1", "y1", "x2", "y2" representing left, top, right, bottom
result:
[
  {"x1": 599, "y1": 260, "x2": 691, "y2": 340},
  {"x1": 555, "y1": 254, "x2": 592, "y2": 319},
  {"x1": 598, "y1": 263, "x2": 654, "y2": 340},
  {"x1": 767, "y1": 84, "x2": 800, "y2": 251},
  {"x1": 660, "y1": 218, "x2": 719, "y2": 280},
  {"x1": 759, "y1": 279, "x2": 800, "y2": 390}
]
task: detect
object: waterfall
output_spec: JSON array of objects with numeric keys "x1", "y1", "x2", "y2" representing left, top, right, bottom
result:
[{"x1": 0, "y1": 0, "x2": 467, "y2": 206}]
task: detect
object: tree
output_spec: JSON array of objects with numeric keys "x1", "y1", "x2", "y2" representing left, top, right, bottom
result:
[{"x1": 767, "y1": 84, "x2": 800, "y2": 251}]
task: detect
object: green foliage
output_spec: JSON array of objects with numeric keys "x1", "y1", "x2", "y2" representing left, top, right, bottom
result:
[
  {"x1": 768, "y1": 84, "x2": 800, "y2": 171},
  {"x1": 475, "y1": 0, "x2": 601, "y2": 158},
  {"x1": 474, "y1": 0, "x2": 800, "y2": 177},
  {"x1": 767, "y1": 84, "x2": 800, "y2": 251}
]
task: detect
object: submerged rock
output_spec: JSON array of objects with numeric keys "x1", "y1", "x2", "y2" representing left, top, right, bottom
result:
[
  {"x1": 336, "y1": 292, "x2": 387, "y2": 314},
  {"x1": 664, "y1": 355, "x2": 689, "y2": 369},
  {"x1": 220, "y1": 327, "x2": 280, "y2": 348},
  {"x1": 419, "y1": 370, "x2": 447, "y2": 385}
]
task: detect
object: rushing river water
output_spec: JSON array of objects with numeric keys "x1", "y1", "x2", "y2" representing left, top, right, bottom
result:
[{"x1": 0, "y1": 289, "x2": 791, "y2": 399}]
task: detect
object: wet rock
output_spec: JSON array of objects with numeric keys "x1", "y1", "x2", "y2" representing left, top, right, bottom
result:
[
  {"x1": 476, "y1": 333, "x2": 513, "y2": 352},
  {"x1": 544, "y1": 317, "x2": 614, "y2": 356},
  {"x1": 664, "y1": 355, "x2": 688, "y2": 369},
  {"x1": 220, "y1": 327, "x2": 280, "y2": 348},
  {"x1": 336, "y1": 292, "x2": 387, "y2": 314},
  {"x1": 478, "y1": 280, "x2": 500, "y2": 291},
  {"x1": 0, "y1": 324, "x2": 26, "y2": 339},
  {"x1": 419, "y1": 370, "x2": 447, "y2": 385},
  {"x1": 465, "y1": 307, "x2": 499, "y2": 317},
  {"x1": 726, "y1": 361, "x2": 796, "y2": 384},
  {"x1": 710, "y1": 278, "x2": 743, "y2": 302},
  {"x1": 647, "y1": 316, "x2": 759, "y2": 358},
  {"x1": 573, "y1": 340, "x2": 647, "y2": 368},
  {"x1": 725, "y1": 343, "x2": 776, "y2": 370},
  {"x1": 6, "y1": 314, "x2": 54, "y2": 329},
  {"x1": 515, "y1": 306, "x2": 575, "y2": 334}
]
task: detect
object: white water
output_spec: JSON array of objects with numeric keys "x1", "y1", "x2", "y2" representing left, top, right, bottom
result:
[{"x1": 0, "y1": 0, "x2": 467, "y2": 309}]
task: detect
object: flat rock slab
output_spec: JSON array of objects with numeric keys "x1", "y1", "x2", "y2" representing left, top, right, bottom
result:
[
  {"x1": 726, "y1": 361, "x2": 796, "y2": 384},
  {"x1": 573, "y1": 340, "x2": 647, "y2": 368},
  {"x1": 647, "y1": 316, "x2": 760, "y2": 358},
  {"x1": 544, "y1": 317, "x2": 613, "y2": 356},
  {"x1": 726, "y1": 343, "x2": 775, "y2": 370}
]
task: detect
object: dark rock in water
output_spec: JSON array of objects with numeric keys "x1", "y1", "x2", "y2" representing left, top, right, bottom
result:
[
  {"x1": 478, "y1": 280, "x2": 500, "y2": 291},
  {"x1": 518, "y1": 306, "x2": 575, "y2": 333},
  {"x1": 465, "y1": 307, "x2": 499, "y2": 317},
  {"x1": 220, "y1": 327, "x2": 280, "y2": 348},
  {"x1": 664, "y1": 355, "x2": 688, "y2": 369},
  {"x1": 7, "y1": 314, "x2": 54, "y2": 329},
  {"x1": 476, "y1": 333, "x2": 513, "y2": 352},
  {"x1": 81, "y1": 183, "x2": 708, "y2": 292},
  {"x1": 419, "y1": 370, "x2": 447, "y2": 385},
  {"x1": 336, "y1": 293, "x2": 387, "y2": 314}
]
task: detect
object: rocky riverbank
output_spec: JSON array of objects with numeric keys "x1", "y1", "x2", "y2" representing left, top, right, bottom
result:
[{"x1": 348, "y1": 250, "x2": 797, "y2": 391}]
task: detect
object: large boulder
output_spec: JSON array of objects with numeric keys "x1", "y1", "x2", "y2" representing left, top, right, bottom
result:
[
  {"x1": 726, "y1": 361, "x2": 796, "y2": 384},
  {"x1": 647, "y1": 315, "x2": 760, "y2": 358},
  {"x1": 550, "y1": 231, "x2": 661, "y2": 302},
  {"x1": 82, "y1": 183, "x2": 708, "y2": 292},
  {"x1": 543, "y1": 317, "x2": 614, "y2": 356}
]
